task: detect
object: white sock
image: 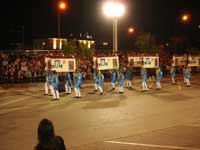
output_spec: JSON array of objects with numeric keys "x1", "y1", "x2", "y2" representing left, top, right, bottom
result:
[
  {"x1": 77, "y1": 89, "x2": 81, "y2": 97},
  {"x1": 56, "y1": 90, "x2": 60, "y2": 99},
  {"x1": 65, "y1": 84, "x2": 68, "y2": 93},
  {"x1": 45, "y1": 83, "x2": 48, "y2": 94},
  {"x1": 74, "y1": 88, "x2": 78, "y2": 97}
]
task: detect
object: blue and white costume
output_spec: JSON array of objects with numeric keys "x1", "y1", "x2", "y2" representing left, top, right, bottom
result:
[
  {"x1": 182, "y1": 67, "x2": 187, "y2": 83},
  {"x1": 118, "y1": 72, "x2": 125, "y2": 93},
  {"x1": 156, "y1": 68, "x2": 163, "y2": 89},
  {"x1": 93, "y1": 69, "x2": 99, "y2": 91},
  {"x1": 98, "y1": 71, "x2": 104, "y2": 95},
  {"x1": 141, "y1": 67, "x2": 148, "y2": 91},
  {"x1": 74, "y1": 72, "x2": 82, "y2": 98},
  {"x1": 44, "y1": 71, "x2": 53, "y2": 95},
  {"x1": 111, "y1": 69, "x2": 117, "y2": 90},
  {"x1": 185, "y1": 67, "x2": 192, "y2": 86},
  {"x1": 52, "y1": 72, "x2": 60, "y2": 100},
  {"x1": 65, "y1": 72, "x2": 72, "y2": 94},
  {"x1": 126, "y1": 67, "x2": 133, "y2": 88},
  {"x1": 170, "y1": 66, "x2": 176, "y2": 84}
]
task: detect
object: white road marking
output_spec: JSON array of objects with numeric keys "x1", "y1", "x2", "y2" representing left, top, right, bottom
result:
[
  {"x1": 105, "y1": 141, "x2": 200, "y2": 150},
  {"x1": 0, "y1": 97, "x2": 29, "y2": 107},
  {"x1": 184, "y1": 124, "x2": 200, "y2": 127}
]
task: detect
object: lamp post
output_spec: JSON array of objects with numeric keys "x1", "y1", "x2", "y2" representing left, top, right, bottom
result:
[
  {"x1": 57, "y1": 1, "x2": 67, "y2": 38},
  {"x1": 103, "y1": 1, "x2": 125, "y2": 52}
]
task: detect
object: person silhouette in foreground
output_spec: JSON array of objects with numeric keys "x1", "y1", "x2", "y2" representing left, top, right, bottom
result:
[{"x1": 35, "y1": 118, "x2": 66, "y2": 150}]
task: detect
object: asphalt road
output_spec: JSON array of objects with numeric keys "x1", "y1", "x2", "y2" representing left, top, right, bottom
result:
[{"x1": 0, "y1": 75, "x2": 200, "y2": 150}]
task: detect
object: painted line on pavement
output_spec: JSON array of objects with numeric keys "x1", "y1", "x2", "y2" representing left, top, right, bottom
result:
[
  {"x1": 105, "y1": 141, "x2": 200, "y2": 150},
  {"x1": 184, "y1": 124, "x2": 200, "y2": 127},
  {"x1": 0, "y1": 97, "x2": 30, "y2": 107}
]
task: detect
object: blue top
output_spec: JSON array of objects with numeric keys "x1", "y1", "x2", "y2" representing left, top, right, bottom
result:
[
  {"x1": 185, "y1": 67, "x2": 192, "y2": 79},
  {"x1": 93, "y1": 69, "x2": 99, "y2": 84},
  {"x1": 111, "y1": 70, "x2": 117, "y2": 83},
  {"x1": 170, "y1": 67, "x2": 176, "y2": 77},
  {"x1": 118, "y1": 72, "x2": 125, "y2": 87},
  {"x1": 126, "y1": 68, "x2": 133, "y2": 81},
  {"x1": 66, "y1": 73, "x2": 72, "y2": 87},
  {"x1": 98, "y1": 73, "x2": 104, "y2": 87},
  {"x1": 156, "y1": 69, "x2": 163, "y2": 82},
  {"x1": 47, "y1": 72, "x2": 53, "y2": 85},
  {"x1": 74, "y1": 73, "x2": 82, "y2": 88},
  {"x1": 53, "y1": 74, "x2": 59, "y2": 90},
  {"x1": 141, "y1": 68, "x2": 148, "y2": 82}
]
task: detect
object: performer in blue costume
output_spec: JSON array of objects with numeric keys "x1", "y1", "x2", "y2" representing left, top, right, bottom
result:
[
  {"x1": 93, "y1": 69, "x2": 99, "y2": 91},
  {"x1": 185, "y1": 65, "x2": 192, "y2": 87},
  {"x1": 141, "y1": 67, "x2": 149, "y2": 91},
  {"x1": 52, "y1": 71, "x2": 60, "y2": 100},
  {"x1": 74, "y1": 70, "x2": 82, "y2": 98},
  {"x1": 170, "y1": 66, "x2": 176, "y2": 84},
  {"x1": 118, "y1": 70, "x2": 125, "y2": 93},
  {"x1": 182, "y1": 66, "x2": 187, "y2": 84},
  {"x1": 111, "y1": 69, "x2": 117, "y2": 90},
  {"x1": 156, "y1": 67, "x2": 163, "y2": 89},
  {"x1": 65, "y1": 72, "x2": 72, "y2": 94},
  {"x1": 126, "y1": 66, "x2": 133, "y2": 89},
  {"x1": 98, "y1": 70, "x2": 104, "y2": 95},
  {"x1": 44, "y1": 70, "x2": 53, "y2": 95}
]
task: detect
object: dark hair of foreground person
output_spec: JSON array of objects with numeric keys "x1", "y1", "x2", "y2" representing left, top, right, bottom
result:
[{"x1": 35, "y1": 118, "x2": 66, "y2": 150}]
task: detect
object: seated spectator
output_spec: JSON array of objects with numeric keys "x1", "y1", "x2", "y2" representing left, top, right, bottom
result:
[{"x1": 35, "y1": 118, "x2": 66, "y2": 150}]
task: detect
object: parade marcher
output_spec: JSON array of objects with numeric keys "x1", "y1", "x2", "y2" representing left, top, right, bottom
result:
[
  {"x1": 118, "y1": 70, "x2": 125, "y2": 93},
  {"x1": 44, "y1": 70, "x2": 53, "y2": 96},
  {"x1": 65, "y1": 72, "x2": 72, "y2": 94},
  {"x1": 126, "y1": 66, "x2": 133, "y2": 89},
  {"x1": 52, "y1": 71, "x2": 60, "y2": 100},
  {"x1": 111, "y1": 69, "x2": 117, "y2": 90},
  {"x1": 155, "y1": 67, "x2": 163, "y2": 89},
  {"x1": 74, "y1": 69, "x2": 82, "y2": 98},
  {"x1": 182, "y1": 66, "x2": 187, "y2": 84},
  {"x1": 141, "y1": 66, "x2": 149, "y2": 91},
  {"x1": 185, "y1": 65, "x2": 192, "y2": 87},
  {"x1": 170, "y1": 66, "x2": 176, "y2": 84},
  {"x1": 93, "y1": 69, "x2": 99, "y2": 91},
  {"x1": 98, "y1": 70, "x2": 104, "y2": 95}
]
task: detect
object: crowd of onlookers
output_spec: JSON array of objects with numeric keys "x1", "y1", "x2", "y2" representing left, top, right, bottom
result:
[
  {"x1": 0, "y1": 52, "x2": 46, "y2": 84},
  {"x1": 0, "y1": 51, "x2": 199, "y2": 84}
]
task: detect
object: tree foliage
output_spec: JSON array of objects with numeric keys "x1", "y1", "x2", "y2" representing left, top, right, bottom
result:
[
  {"x1": 135, "y1": 33, "x2": 157, "y2": 52},
  {"x1": 63, "y1": 40, "x2": 77, "y2": 55}
]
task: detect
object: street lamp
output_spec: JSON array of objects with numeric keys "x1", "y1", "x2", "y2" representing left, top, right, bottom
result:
[
  {"x1": 181, "y1": 14, "x2": 190, "y2": 23},
  {"x1": 128, "y1": 27, "x2": 135, "y2": 34},
  {"x1": 57, "y1": 1, "x2": 67, "y2": 38},
  {"x1": 103, "y1": 1, "x2": 125, "y2": 52}
]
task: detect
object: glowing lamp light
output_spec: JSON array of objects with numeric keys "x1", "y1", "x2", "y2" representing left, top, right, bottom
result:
[
  {"x1": 128, "y1": 27, "x2": 134, "y2": 33},
  {"x1": 103, "y1": 1, "x2": 125, "y2": 17},
  {"x1": 58, "y1": 1, "x2": 67, "y2": 11},
  {"x1": 181, "y1": 14, "x2": 190, "y2": 22}
]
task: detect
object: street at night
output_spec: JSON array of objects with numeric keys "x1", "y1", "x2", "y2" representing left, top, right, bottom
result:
[{"x1": 1, "y1": 75, "x2": 200, "y2": 150}]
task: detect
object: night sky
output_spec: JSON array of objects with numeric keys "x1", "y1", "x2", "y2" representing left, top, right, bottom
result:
[{"x1": 0, "y1": 0, "x2": 199, "y2": 49}]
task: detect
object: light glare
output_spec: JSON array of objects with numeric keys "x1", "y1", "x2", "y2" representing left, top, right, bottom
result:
[{"x1": 103, "y1": 1, "x2": 125, "y2": 17}]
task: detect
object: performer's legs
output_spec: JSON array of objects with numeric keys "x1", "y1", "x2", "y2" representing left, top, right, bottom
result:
[
  {"x1": 172, "y1": 76, "x2": 175, "y2": 84},
  {"x1": 111, "y1": 82, "x2": 115, "y2": 89},
  {"x1": 65, "y1": 84, "x2": 68, "y2": 93},
  {"x1": 68, "y1": 86, "x2": 72, "y2": 94},
  {"x1": 98, "y1": 86, "x2": 103, "y2": 94},
  {"x1": 77, "y1": 88, "x2": 81, "y2": 97},
  {"x1": 45, "y1": 83, "x2": 48, "y2": 95},
  {"x1": 94, "y1": 84, "x2": 98, "y2": 91},
  {"x1": 56, "y1": 90, "x2": 60, "y2": 99},
  {"x1": 74, "y1": 88, "x2": 78, "y2": 97},
  {"x1": 144, "y1": 82, "x2": 149, "y2": 90},
  {"x1": 52, "y1": 87, "x2": 56, "y2": 100},
  {"x1": 142, "y1": 82, "x2": 145, "y2": 91},
  {"x1": 49, "y1": 85, "x2": 53, "y2": 95}
]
